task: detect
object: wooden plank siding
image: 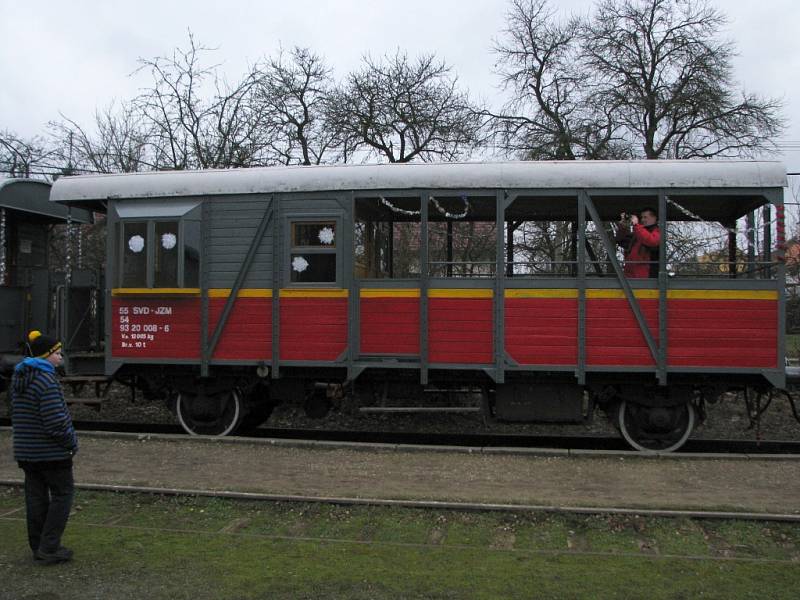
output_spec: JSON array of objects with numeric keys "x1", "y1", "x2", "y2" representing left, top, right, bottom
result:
[
  {"x1": 109, "y1": 284, "x2": 778, "y2": 371},
  {"x1": 359, "y1": 294, "x2": 420, "y2": 356},
  {"x1": 503, "y1": 289, "x2": 778, "y2": 370},
  {"x1": 585, "y1": 298, "x2": 659, "y2": 366},
  {"x1": 427, "y1": 290, "x2": 494, "y2": 364},
  {"x1": 667, "y1": 299, "x2": 777, "y2": 368},
  {"x1": 208, "y1": 292, "x2": 271, "y2": 360},
  {"x1": 505, "y1": 297, "x2": 578, "y2": 365},
  {"x1": 279, "y1": 293, "x2": 348, "y2": 361},
  {"x1": 206, "y1": 197, "x2": 273, "y2": 289}
]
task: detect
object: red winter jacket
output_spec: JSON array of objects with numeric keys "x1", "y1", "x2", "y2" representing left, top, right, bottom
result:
[{"x1": 616, "y1": 224, "x2": 660, "y2": 278}]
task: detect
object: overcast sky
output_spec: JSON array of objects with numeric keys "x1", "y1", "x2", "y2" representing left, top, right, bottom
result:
[{"x1": 2, "y1": 0, "x2": 799, "y2": 174}]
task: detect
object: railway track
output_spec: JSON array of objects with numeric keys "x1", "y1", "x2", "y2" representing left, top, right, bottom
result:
[{"x1": 3, "y1": 418, "x2": 799, "y2": 455}]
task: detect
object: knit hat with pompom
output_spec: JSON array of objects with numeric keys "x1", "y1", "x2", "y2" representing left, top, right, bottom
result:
[{"x1": 27, "y1": 330, "x2": 62, "y2": 358}]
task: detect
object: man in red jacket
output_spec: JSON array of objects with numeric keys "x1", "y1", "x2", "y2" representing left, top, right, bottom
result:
[{"x1": 615, "y1": 208, "x2": 660, "y2": 278}]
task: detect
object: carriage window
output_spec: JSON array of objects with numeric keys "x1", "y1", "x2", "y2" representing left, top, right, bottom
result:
[
  {"x1": 293, "y1": 222, "x2": 337, "y2": 247},
  {"x1": 355, "y1": 197, "x2": 421, "y2": 279},
  {"x1": 290, "y1": 221, "x2": 337, "y2": 283},
  {"x1": 428, "y1": 195, "x2": 496, "y2": 278},
  {"x1": 118, "y1": 218, "x2": 201, "y2": 288},
  {"x1": 122, "y1": 222, "x2": 147, "y2": 287},
  {"x1": 154, "y1": 221, "x2": 179, "y2": 287}
]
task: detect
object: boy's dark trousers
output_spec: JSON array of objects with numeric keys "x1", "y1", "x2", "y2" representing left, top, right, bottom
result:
[{"x1": 21, "y1": 465, "x2": 74, "y2": 554}]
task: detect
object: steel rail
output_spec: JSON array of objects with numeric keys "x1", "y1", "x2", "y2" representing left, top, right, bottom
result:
[
  {"x1": 1, "y1": 479, "x2": 799, "y2": 523},
  {"x1": 2, "y1": 424, "x2": 800, "y2": 457}
]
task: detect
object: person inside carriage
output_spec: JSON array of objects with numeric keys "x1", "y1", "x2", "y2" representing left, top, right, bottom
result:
[{"x1": 615, "y1": 207, "x2": 660, "y2": 278}]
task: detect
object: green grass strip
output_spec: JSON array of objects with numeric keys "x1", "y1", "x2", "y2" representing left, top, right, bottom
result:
[{"x1": 1, "y1": 489, "x2": 799, "y2": 599}]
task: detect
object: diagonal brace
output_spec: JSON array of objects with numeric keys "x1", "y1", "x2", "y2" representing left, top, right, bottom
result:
[
  {"x1": 583, "y1": 196, "x2": 659, "y2": 363},
  {"x1": 205, "y1": 205, "x2": 273, "y2": 363}
]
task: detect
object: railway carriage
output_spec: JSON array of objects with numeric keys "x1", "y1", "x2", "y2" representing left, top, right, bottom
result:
[
  {"x1": 49, "y1": 161, "x2": 788, "y2": 451},
  {"x1": 0, "y1": 179, "x2": 94, "y2": 390}
]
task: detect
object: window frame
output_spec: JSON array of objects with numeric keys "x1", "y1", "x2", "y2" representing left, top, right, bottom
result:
[
  {"x1": 284, "y1": 213, "x2": 343, "y2": 287},
  {"x1": 116, "y1": 216, "x2": 201, "y2": 289}
]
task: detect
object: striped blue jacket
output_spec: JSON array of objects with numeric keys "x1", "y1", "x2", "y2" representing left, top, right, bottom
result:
[{"x1": 10, "y1": 358, "x2": 78, "y2": 463}]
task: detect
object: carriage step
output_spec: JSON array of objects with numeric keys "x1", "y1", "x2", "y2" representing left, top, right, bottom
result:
[
  {"x1": 66, "y1": 397, "x2": 103, "y2": 405},
  {"x1": 61, "y1": 376, "x2": 110, "y2": 383},
  {"x1": 65, "y1": 397, "x2": 103, "y2": 412},
  {"x1": 359, "y1": 407, "x2": 481, "y2": 414}
]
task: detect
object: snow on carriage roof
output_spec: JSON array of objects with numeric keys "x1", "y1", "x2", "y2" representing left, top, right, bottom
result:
[{"x1": 50, "y1": 160, "x2": 788, "y2": 203}]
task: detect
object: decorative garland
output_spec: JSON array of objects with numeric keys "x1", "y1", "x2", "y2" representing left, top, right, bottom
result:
[
  {"x1": 380, "y1": 196, "x2": 420, "y2": 216},
  {"x1": 378, "y1": 195, "x2": 471, "y2": 219},
  {"x1": 430, "y1": 195, "x2": 470, "y2": 219},
  {"x1": 666, "y1": 196, "x2": 780, "y2": 239}
]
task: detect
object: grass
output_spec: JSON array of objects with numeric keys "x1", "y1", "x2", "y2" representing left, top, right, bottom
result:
[{"x1": 1, "y1": 487, "x2": 799, "y2": 599}]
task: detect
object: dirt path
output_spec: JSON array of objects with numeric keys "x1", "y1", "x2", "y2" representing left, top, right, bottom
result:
[{"x1": 1, "y1": 430, "x2": 799, "y2": 514}]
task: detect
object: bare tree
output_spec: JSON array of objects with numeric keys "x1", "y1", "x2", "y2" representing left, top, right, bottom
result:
[
  {"x1": 255, "y1": 47, "x2": 339, "y2": 165},
  {"x1": 0, "y1": 131, "x2": 56, "y2": 178},
  {"x1": 490, "y1": 0, "x2": 629, "y2": 160},
  {"x1": 134, "y1": 32, "x2": 270, "y2": 169},
  {"x1": 584, "y1": 0, "x2": 784, "y2": 159},
  {"x1": 328, "y1": 51, "x2": 483, "y2": 163},
  {"x1": 492, "y1": 0, "x2": 784, "y2": 161},
  {"x1": 49, "y1": 101, "x2": 154, "y2": 174}
]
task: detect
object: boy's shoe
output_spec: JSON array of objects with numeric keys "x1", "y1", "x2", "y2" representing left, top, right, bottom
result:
[{"x1": 35, "y1": 546, "x2": 73, "y2": 564}]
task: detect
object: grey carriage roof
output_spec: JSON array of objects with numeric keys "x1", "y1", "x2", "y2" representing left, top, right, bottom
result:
[
  {"x1": 50, "y1": 160, "x2": 788, "y2": 204},
  {"x1": 0, "y1": 178, "x2": 92, "y2": 224}
]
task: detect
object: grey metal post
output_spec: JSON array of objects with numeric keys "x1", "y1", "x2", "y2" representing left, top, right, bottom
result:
[
  {"x1": 494, "y1": 190, "x2": 505, "y2": 384},
  {"x1": 746, "y1": 212, "x2": 756, "y2": 278},
  {"x1": 576, "y1": 192, "x2": 586, "y2": 386},
  {"x1": 272, "y1": 196, "x2": 281, "y2": 380},
  {"x1": 420, "y1": 192, "x2": 429, "y2": 386},
  {"x1": 200, "y1": 200, "x2": 210, "y2": 377},
  {"x1": 775, "y1": 194, "x2": 786, "y2": 385},
  {"x1": 347, "y1": 192, "x2": 358, "y2": 380},
  {"x1": 657, "y1": 191, "x2": 667, "y2": 386}
]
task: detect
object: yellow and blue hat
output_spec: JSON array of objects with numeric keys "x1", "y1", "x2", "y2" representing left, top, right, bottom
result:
[{"x1": 27, "y1": 330, "x2": 62, "y2": 358}]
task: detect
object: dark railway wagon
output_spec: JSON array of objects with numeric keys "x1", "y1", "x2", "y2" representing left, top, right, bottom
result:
[
  {"x1": 0, "y1": 179, "x2": 93, "y2": 390},
  {"x1": 49, "y1": 161, "x2": 788, "y2": 450}
]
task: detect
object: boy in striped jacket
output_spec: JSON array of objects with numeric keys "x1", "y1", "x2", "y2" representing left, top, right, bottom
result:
[{"x1": 10, "y1": 330, "x2": 78, "y2": 564}]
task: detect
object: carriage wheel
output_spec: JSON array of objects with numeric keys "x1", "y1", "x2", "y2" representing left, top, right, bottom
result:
[
  {"x1": 176, "y1": 388, "x2": 243, "y2": 436},
  {"x1": 617, "y1": 400, "x2": 695, "y2": 453}
]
